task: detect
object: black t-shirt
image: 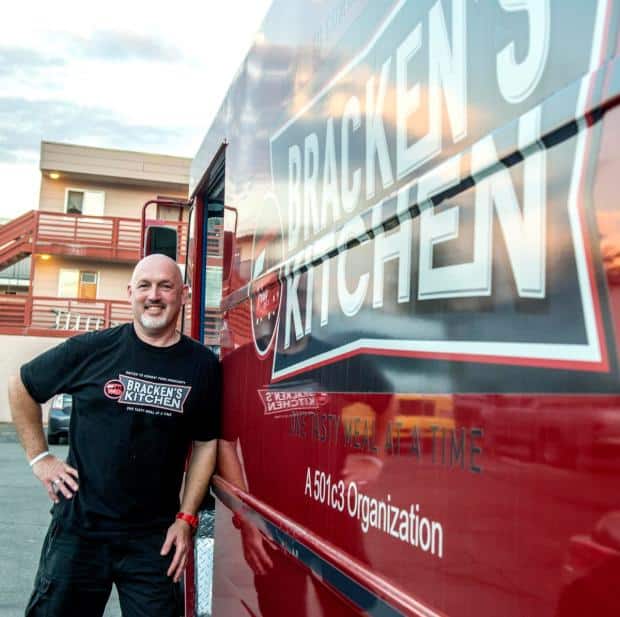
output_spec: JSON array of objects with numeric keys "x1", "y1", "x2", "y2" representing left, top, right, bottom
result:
[{"x1": 21, "y1": 323, "x2": 220, "y2": 536}]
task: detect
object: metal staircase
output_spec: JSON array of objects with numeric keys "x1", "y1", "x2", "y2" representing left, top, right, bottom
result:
[{"x1": 0, "y1": 211, "x2": 36, "y2": 270}]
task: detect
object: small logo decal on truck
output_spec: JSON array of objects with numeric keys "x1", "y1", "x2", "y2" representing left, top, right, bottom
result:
[{"x1": 250, "y1": 192, "x2": 284, "y2": 357}]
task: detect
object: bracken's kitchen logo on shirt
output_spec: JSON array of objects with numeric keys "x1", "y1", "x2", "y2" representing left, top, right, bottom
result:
[
  {"x1": 104, "y1": 374, "x2": 192, "y2": 413},
  {"x1": 104, "y1": 379, "x2": 125, "y2": 399}
]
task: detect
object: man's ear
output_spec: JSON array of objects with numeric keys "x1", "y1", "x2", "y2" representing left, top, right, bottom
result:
[
  {"x1": 181, "y1": 284, "x2": 190, "y2": 305},
  {"x1": 127, "y1": 283, "x2": 133, "y2": 300}
]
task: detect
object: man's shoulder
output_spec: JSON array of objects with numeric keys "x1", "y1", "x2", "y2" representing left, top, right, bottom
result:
[
  {"x1": 69, "y1": 323, "x2": 129, "y2": 349},
  {"x1": 180, "y1": 335, "x2": 219, "y2": 365}
]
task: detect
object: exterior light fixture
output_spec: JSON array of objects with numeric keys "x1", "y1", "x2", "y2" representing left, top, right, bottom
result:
[
  {"x1": 39, "y1": 254, "x2": 51, "y2": 260},
  {"x1": 49, "y1": 172, "x2": 60, "y2": 180}
]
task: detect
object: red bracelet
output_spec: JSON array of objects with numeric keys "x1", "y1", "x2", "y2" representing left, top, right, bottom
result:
[
  {"x1": 176, "y1": 512, "x2": 199, "y2": 531},
  {"x1": 232, "y1": 512, "x2": 243, "y2": 529}
]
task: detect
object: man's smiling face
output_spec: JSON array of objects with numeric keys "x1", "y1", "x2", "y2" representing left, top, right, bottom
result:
[{"x1": 128, "y1": 255, "x2": 188, "y2": 335}]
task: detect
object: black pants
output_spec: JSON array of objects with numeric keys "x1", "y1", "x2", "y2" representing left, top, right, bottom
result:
[{"x1": 25, "y1": 520, "x2": 180, "y2": 617}]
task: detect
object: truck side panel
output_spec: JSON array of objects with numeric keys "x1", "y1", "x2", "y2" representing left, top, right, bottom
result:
[{"x1": 190, "y1": 1, "x2": 620, "y2": 615}]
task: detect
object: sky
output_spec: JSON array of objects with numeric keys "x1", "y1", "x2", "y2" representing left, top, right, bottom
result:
[{"x1": 0, "y1": 0, "x2": 272, "y2": 220}]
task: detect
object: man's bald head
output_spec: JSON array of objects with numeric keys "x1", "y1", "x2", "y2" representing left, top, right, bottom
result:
[{"x1": 130, "y1": 254, "x2": 183, "y2": 287}]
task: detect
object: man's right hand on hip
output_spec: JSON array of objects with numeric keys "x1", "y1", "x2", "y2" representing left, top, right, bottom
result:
[{"x1": 32, "y1": 455, "x2": 79, "y2": 503}]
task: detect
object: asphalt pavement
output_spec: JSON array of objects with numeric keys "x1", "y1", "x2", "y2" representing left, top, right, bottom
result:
[{"x1": 0, "y1": 424, "x2": 121, "y2": 616}]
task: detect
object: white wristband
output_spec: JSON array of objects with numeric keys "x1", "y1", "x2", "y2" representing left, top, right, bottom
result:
[{"x1": 29, "y1": 451, "x2": 51, "y2": 467}]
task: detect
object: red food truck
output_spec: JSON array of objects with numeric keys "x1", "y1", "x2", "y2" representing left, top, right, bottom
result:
[{"x1": 147, "y1": 1, "x2": 620, "y2": 615}]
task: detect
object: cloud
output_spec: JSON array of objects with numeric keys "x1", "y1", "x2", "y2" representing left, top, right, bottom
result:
[
  {"x1": 0, "y1": 46, "x2": 64, "y2": 76},
  {"x1": 68, "y1": 30, "x2": 184, "y2": 63},
  {"x1": 0, "y1": 30, "x2": 182, "y2": 80},
  {"x1": 0, "y1": 97, "x2": 192, "y2": 163}
]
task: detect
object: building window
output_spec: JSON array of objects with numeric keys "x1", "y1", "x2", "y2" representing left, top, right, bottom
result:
[
  {"x1": 65, "y1": 189, "x2": 105, "y2": 216},
  {"x1": 58, "y1": 269, "x2": 79, "y2": 297},
  {"x1": 156, "y1": 195, "x2": 184, "y2": 221},
  {"x1": 58, "y1": 269, "x2": 99, "y2": 299},
  {"x1": 66, "y1": 190, "x2": 84, "y2": 214},
  {"x1": 79, "y1": 271, "x2": 98, "y2": 299}
]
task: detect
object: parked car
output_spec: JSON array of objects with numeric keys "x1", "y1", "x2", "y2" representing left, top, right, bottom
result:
[{"x1": 47, "y1": 394, "x2": 72, "y2": 444}]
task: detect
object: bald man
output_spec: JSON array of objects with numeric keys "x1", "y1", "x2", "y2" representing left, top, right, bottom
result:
[{"x1": 9, "y1": 254, "x2": 220, "y2": 617}]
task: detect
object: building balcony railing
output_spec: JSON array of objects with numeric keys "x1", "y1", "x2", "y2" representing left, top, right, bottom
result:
[
  {"x1": 0, "y1": 295, "x2": 133, "y2": 337},
  {"x1": 0, "y1": 210, "x2": 188, "y2": 269}
]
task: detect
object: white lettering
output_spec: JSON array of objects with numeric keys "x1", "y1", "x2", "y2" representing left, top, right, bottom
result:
[
  {"x1": 288, "y1": 145, "x2": 302, "y2": 251},
  {"x1": 496, "y1": 0, "x2": 550, "y2": 103},
  {"x1": 305, "y1": 246, "x2": 314, "y2": 335},
  {"x1": 321, "y1": 118, "x2": 341, "y2": 229},
  {"x1": 313, "y1": 232, "x2": 336, "y2": 327},
  {"x1": 397, "y1": 0, "x2": 467, "y2": 179},
  {"x1": 478, "y1": 106, "x2": 546, "y2": 297},
  {"x1": 284, "y1": 253, "x2": 304, "y2": 348},
  {"x1": 372, "y1": 190, "x2": 413, "y2": 308},
  {"x1": 366, "y1": 58, "x2": 395, "y2": 199},
  {"x1": 428, "y1": 0, "x2": 467, "y2": 143},
  {"x1": 341, "y1": 95, "x2": 362, "y2": 214},
  {"x1": 418, "y1": 105, "x2": 545, "y2": 299},
  {"x1": 304, "y1": 133, "x2": 321, "y2": 240},
  {"x1": 337, "y1": 216, "x2": 369, "y2": 316},
  {"x1": 396, "y1": 24, "x2": 423, "y2": 178},
  {"x1": 418, "y1": 154, "x2": 487, "y2": 299}
]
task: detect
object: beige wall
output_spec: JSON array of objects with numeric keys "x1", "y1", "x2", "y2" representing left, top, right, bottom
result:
[
  {"x1": 99, "y1": 264, "x2": 134, "y2": 298},
  {"x1": 32, "y1": 255, "x2": 133, "y2": 301},
  {"x1": 41, "y1": 142, "x2": 191, "y2": 187},
  {"x1": 0, "y1": 335, "x2": 66, "y2": 423},
  {"x1": 38, "y1": 176, "x2": 187, "y2": 220}
]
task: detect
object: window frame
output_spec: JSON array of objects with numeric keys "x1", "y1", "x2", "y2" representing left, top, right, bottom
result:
[
  {"x1": 64, "y1": 187, "x2": 106, "y2": 216},
  {"x1": 57, "y1": 268, "x2": 100, "y2": 299}
]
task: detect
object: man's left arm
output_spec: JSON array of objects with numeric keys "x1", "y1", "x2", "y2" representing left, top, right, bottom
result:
[{"x1": 161, "y1": 439, "x2": 217, "y2": 582}]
